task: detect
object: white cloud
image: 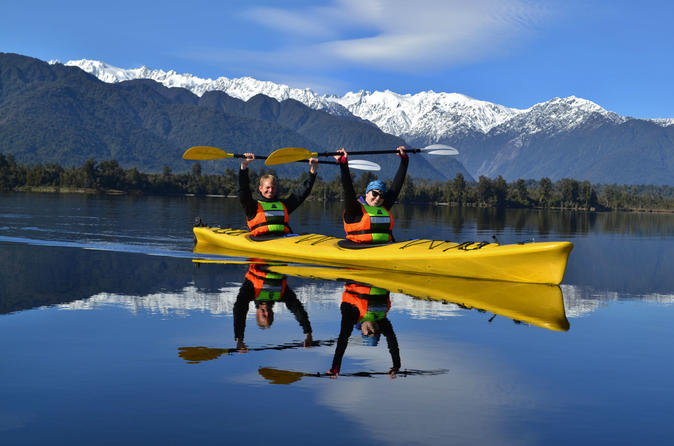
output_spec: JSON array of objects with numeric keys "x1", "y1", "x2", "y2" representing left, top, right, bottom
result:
[
  {"x1": 243, "y1": 0, "x2": 552, "y2": 70},
  {"x1": 242, "y1": 7, "x2": 338, "y2": 39}
]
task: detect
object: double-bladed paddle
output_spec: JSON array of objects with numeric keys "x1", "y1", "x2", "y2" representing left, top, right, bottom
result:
[
  {"x1": 263, "y1": 144, "x2": 459, "y2": 166},
  {"x1": 182, "y1": 146, "x2": 381, "y2": 171}
]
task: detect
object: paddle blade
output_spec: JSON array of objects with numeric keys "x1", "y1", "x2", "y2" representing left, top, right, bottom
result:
[
  {"x1": 420, "y1": 144, "x2": 459, "y2": 155},
  {"x1": 348, "y1": 159, "x2": 381, "y2": 171},
  {"x1": 265, "y1": 147, "x2": 316, "y2": 165},
  {"x1": 182, "y1": 146, "x2": 233, "y2": 160}
]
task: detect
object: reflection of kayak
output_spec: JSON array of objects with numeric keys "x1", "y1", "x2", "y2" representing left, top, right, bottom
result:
[
  {"x1": 193, "y1": 227, "x2": 573, "y2": 285},
  {"x1": 266, "y1": 265, "x2": 569, "y2": 332}
]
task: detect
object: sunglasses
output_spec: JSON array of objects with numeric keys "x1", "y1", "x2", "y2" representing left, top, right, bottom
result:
[{"x1": 369, "y1": 190, "x2": 382, "y2": 198}]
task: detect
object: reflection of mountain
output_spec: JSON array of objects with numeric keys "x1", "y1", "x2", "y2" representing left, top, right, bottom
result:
[
  {"x1": 561, "y1": 285, "x2": 674, "y2": 318},
  {"x1": 57, "y1": 286, "x2": 242, "y2": 315},
  {"x1": 4, "y1": 241, "x2": 671, "y2": 320},
  {"x1": 56, "y1": 282, "x2": 340, "y2": 316},
  {"x1": 0, "y1": 243, "x2": 243, "y2": 314},
  {"x1": 564, "y1": 233, "x2": 674, "y2": 294}
]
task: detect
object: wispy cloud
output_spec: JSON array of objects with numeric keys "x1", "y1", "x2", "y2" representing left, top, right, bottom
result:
[{"x1": 242, "y1": 0, "x2": 553, "y2": 70}]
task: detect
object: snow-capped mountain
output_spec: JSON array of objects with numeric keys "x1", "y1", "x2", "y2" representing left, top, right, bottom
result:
[
  {"x1": 62, "y1": 59, "x2": 644, "y2": 145},
  {"x1": 330, "y1": 89, "x2": 520, "y2": 143},
  {"x1": 491, "y1": 96, "x2": 626, "y2": 136},
  {"x1": 60, "y1": 59, "x2": 352, "y2": 116},
  {"x1": 50, "y1": 58, "x2": 674, "y2": 185}
]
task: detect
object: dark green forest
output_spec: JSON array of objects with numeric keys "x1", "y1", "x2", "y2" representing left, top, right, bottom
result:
[{"x1": 1, "y1": 153, "x2": 673, "y2": 211}]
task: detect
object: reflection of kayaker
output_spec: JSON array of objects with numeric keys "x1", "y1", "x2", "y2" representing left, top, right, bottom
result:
[
  {"x1": 327, "y1": 283, "x2": 401, "y2": 379},
  {"x1": 238, "y1": 153, "x2": 318, "y2": 237},
  {"x1": 234, "y1": 264, "x2": 313, "y2": 352}
]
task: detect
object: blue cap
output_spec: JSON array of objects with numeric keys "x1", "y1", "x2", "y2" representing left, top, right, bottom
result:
[
  {"x1": 361, "y1": 332, "x2": 381, "y2": 346},
  {"x1": 366, "y1": 180, "x2": 386, "y2": 194}
]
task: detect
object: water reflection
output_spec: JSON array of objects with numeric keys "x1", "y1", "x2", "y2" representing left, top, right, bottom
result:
[
  {"x1": 326, "y1": 281, "x2": 401, "y2": 378},
  {"x1": 0, "y1": 242, "x2": 243, "y2": 314},
  {"x1": 178, "y1": 262, "x2": 322, "y2": 364},
  {"x1": 178, "y1": 340, "x2": 337, "y2": 364},
  {"x1": 257, "y1": 367, "x2": 449, "y2": 385},
  {"x1": 267, "y1": 265, "x2": 570, "y2": 332},
  {"x1": 177, "y1": 256, "x2": 568, "y2": 384},
  {"x1": 233, "y1": 264, "x2": 314, "y2": 352},
  {"x1": 398, "y1": 204, "x2": 674, "y2": 239}
]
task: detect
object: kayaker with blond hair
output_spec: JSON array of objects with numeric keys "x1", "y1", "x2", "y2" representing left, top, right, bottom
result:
[
  {"x1": 334, "y1": 146, "x2": 408, "y2": 244},
  {"x1": 239, "y1": 153, "x2": 318, "y2": 238},
  {"x1": 233, "y1": 264, "x2": 313, "y2": 353}
]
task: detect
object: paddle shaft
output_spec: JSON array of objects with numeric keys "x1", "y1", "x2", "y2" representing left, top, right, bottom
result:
[
  {"x1": 233, "y1": 153, "x2": 339, "y2": 166},
  {"x1": 319, "y1": 148, "x2": 422, "y2": 157},
  {"x1": 233, "y1": 153, "x2": 344, "y2": 166}
]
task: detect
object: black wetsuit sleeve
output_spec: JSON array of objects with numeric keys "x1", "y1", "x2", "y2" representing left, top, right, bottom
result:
[
  {"x1": 340, "y1": 162, "x2": 364, "y2": 223},
  {"x1": 238, "y1": 168, "x2": 259, "y2": 219},
  {"x1": 330, "y1": 302, "x2": 359, "y2": 372},
  {"x1": 379, "y1": 318, "x2": 401, "y2": 369},
  {"x1": 282, "y1": 287, "x2": 312, "y2": 335},
  {"x1": 233, "y1": 280, "x2": 255, "y2": 340},
  {"x1": 383, "y1": 156, "x2": 409, "y2": 210},
  {"x1": 282, "y1": 172, "x2": 317, "y2": 214}
]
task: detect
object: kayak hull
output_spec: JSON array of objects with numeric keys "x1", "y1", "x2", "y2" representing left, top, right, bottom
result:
[{"x1": 193, "y1": 227, "x2": 573, "y2": 285}]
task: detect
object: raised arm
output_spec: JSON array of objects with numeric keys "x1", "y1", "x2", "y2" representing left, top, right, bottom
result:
[
  {"x1": 379, "y1": 318, "x2": 401, "y2": 376},
  {"x1": 282, "y1": 169, "x2": 317, "y2": 214},
  {"x1": 335, "y1": 149, "x2": 363, "y2": 221},
  {"x1": 383, "y1": 146, "x2": 409, "y2": 209},
  {"x1": 238, "y1": 153, "x2": 259, "y2": 219},
  {"x1": 327, "y1": 302, "x2": 359, "y2": 377},
  {"x1": 233, "y1": 280, "x2": 255, "y2": 351},
  {"x1": 282, "y1": 287, "x2": 313, "y2": 345}
]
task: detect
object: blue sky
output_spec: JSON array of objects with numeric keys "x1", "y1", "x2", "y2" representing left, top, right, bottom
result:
[{"x1": 2, "y1": 0, "x2": 673, "y2": 118}]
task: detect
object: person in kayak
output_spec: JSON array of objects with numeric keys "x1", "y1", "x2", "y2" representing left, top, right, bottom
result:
[
  {"x1": 326, "y1": 282, "x2": 401, "y2": 378},
  {"x1": 233, "y1": 264, "x2": 313, "y2": 353},
  {"x1": 333, "y1": 146, "x2": 408, "y2": 244},
  {"x1": 239, "y1": 153, "x2": 319, "y2": 238}
]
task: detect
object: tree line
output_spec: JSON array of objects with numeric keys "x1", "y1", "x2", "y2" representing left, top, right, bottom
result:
[{"x1": 1, "y1": 153, "x2": 673, "y2": 211}]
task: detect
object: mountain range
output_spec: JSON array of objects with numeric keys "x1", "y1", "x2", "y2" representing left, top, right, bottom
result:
[
  {"x1": 0, "y1": 53, "x2": 469, "y2": 181},
  {"x1": 63, "y1": 58, "x2": 674, "y2": 185}
]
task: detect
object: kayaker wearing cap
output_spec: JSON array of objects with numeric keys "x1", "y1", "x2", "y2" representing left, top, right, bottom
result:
[
  {"x1": 239, "y1": 153, "x2": 318, "y2": 238},
  {"x1": 233, "y1": 264, "x2": 313, "y2": 353},
  {"x1": 326, "y1": 282, "x2": 400, "y2": 378},
  {"x1": 334, "y1": 146, "x2": 408, "y2": 244}
]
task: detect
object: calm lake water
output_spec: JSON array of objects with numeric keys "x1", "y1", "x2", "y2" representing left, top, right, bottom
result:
[{"x1": 1, "y1": 192, "x2": 673, "y2": 445}]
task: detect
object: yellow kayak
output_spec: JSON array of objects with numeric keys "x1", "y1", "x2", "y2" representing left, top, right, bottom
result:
[
  {"x1": 266, "y1": 265, "x2": 569, "y2": 332},
  {"x1": 193, "y1": 227, "x2": 573, "y2": 285}
]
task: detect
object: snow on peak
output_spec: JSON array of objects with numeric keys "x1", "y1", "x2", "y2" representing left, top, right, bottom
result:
[
  {"x1": 650, "y1": 118, "x2": 674, "y2": 127},
  {"x1": 64, "y1": 59, "x2": 348, "y2": 114},
  {"x1": 63, "y1": 58, "x2": 520, "y2": 136},
  {"x1": 333, "y1": 89, "x2": 522, "y2": 142},
  {"x1": 65, "y1": 59, "x2": 653, "y2": 144}
]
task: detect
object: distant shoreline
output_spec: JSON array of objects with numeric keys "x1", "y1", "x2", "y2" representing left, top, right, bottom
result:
[{"x1": 8, "y1": 186, "x2": 674, "y2": 214}]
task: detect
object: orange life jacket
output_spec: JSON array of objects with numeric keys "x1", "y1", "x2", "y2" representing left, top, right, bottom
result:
[
  {"x1": 247, "y1": 200, "x2": 290, "y2": 236},
  {"x1": 343, "y1": 203, "x2": 394, "y2": 243},
  {"x1": 342, "y1": 283, "x2": 391, "y2": 322},
  {"x1": 245, "y1": 265, "x2": 287, "y2": 301}
]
